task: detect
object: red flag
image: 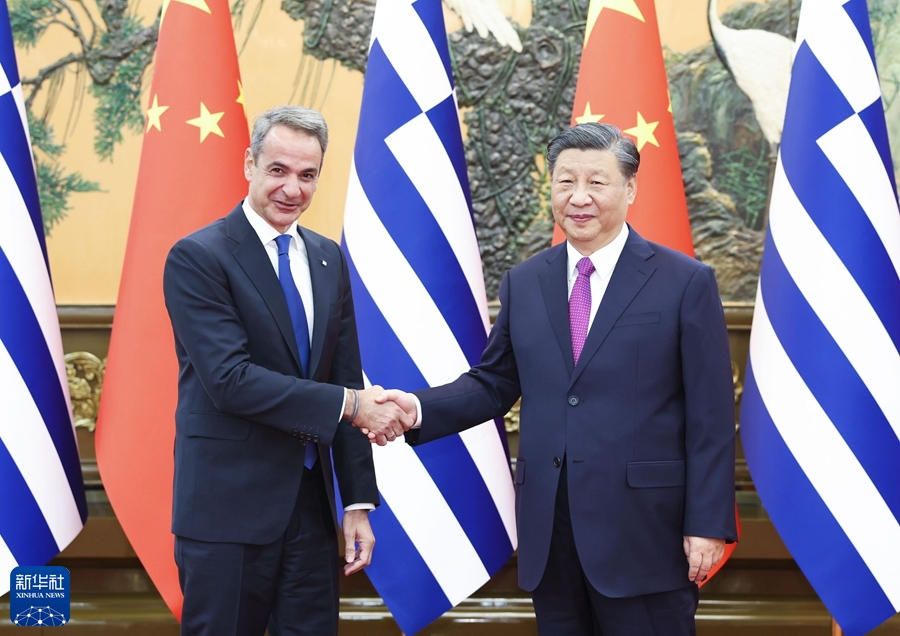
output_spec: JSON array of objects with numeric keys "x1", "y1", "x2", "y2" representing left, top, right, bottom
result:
[
  {"x1": 95, "y1": 0, "x2": 249, "y2": 619},
  {"x1": 552, "y1": 0, "x2": 694, "y2": 255},
  {"x1": 556, "y1": 0, "x2": 740, "y2": 582}
]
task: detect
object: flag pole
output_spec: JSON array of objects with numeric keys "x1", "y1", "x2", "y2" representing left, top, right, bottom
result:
[{"x1": 832, "y1": 618, "x2": 843, "y2": 636}]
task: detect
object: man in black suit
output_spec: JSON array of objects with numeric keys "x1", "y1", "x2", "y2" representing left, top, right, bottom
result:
[
  {"x1": 163, "y1": 105, "x2": 410, "y2": 636},
  {"x1": 376, "y1": 123, "x2": 737, "y2": 635}
]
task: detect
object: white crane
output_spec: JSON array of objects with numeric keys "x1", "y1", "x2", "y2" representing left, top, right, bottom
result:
[
  {"x1": 708, "y1": 0, "x2": 794, "y2": 153},
  {"x1": 444, "y1": 0, "x2": 523, "y2": 52}
]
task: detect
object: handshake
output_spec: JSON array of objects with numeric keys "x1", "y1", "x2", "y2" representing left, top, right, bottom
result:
[{"x1": 344, "y1": 387, "x2": 419, "y2": 446}]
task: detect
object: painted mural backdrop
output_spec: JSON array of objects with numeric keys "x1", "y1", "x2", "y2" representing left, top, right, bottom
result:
[{"x1": 10, "y1": 0, "x2": 900, "y2": 301}]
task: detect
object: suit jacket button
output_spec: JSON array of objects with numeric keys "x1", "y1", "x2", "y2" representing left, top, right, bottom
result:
[
  {"x1": 553, "y1": 457, "x2": 561, "y2": 467},
  {"x1": 313, "y1": 435, "x2": 319, "y2": 442},
  {"x1": 568, "y1": 395, "x2": 579, "y2": 406}
]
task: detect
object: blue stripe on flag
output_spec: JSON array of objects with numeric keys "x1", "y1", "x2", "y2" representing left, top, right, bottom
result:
[
  {"x1": 0, "y1": 0, "x2": 19, "y2": 87},
  {"x1": 426, "y1": 94, "x2": 476, "y2": 217},
  {"x1": 0, "y1": 439, "x2": 60, "y2": 565},
  {"x1": 355, "y1": 52, "x2": 486, "y2": 367},
  {"x1": 741, "y1": 364, "x2": 896, "y2": 636},
  {"x1": 0, "y1": 95, "x2": 46, "y2": 262},
  {"x1": 780, "y1": 44, "x2": 900, "y2": 350},
  {"x1": 412, "y1": 0, "x2": 453, "y2": 85},
  {"x1": 364, "y1": 501, "x2": 452, "y2": 634},
  {"x1": 0, "y1": 248, "x2": 87, "y2": 521},
  {"x1": 343, "y1": 245, "x2": 430, "y2": 391},
  {"x1": 415, "y1": 436, "x2": 513, "y2": 573},
  {"x1": 857, "y1": 99, "x2": 899, "y2": 199},
  {"x1": 760, "y1": 237, "x2": 900, "y2": 518},
  {"x1": 844, "y1": 0, "x2": 877, "y2": 66}
]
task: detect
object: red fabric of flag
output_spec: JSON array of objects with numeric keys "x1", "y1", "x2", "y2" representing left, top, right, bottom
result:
[
  {"x1": 95, "y1": 0, "x2": 250, "y2": 619},
  {"x1": 555, "y1": 0, "x2": 740, "y2": 584},
  {"x1": 552, "y1": 0, "x2": 693, "y2": 255}
]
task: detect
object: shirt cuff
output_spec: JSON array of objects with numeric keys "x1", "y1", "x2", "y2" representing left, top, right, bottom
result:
[
  {"x1": 411, "y1": 394, "x2": 423, "y2": 429},
  {"x1": 344, "y1": 503, "x2": 375, "y2": 512}
]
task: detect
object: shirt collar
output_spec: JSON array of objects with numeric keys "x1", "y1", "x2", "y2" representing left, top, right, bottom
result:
[
  {"x1": 242, "y1": 199, "x2": 300, "y2": 247},
  {"x1": 566, "y1": 223, "x2": 629, "y2": 282}
]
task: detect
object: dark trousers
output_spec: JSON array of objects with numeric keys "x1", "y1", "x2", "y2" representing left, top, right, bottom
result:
[
  {"x1": 175, "y1": 465, "x2": 339, "y2": 636},
  {"x1": 531, "y1": 462, "x2": 699, "y2": 636}
]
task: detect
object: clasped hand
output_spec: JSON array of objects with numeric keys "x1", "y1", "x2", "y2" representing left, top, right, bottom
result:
[
  {"x1": 350, "y1": 388, "x2": 417, "y2": 446},
  {"x1": 349, "y1": 386, "x2": 416, "y2": 445}
]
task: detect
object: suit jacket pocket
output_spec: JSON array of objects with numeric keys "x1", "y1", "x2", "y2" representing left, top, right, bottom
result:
[
  {"x1": 514, "y1": 458, "x2": 525, "y2": 484},
  {"x1": 626, "y1": 460, "x2": 685, "y2": 488},
  {"x1": 614, "y1": 311, "x2": 661, "y2": 328},
  {"x1": 186, "y1": 412, "x2": 252, "y2": 441}
]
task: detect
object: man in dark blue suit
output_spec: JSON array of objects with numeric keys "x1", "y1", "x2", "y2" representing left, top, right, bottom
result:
[
  {"x1": 376, "y1": 123, "x2": 737, "y2": 635},
  {"x1": 163, "y1": 106, "x2": 410, "y2": 636}
]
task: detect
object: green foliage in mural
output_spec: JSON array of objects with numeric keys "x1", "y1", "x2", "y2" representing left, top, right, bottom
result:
[
  {"x1": 27, "y1": 115, "x2": 101, "y2": 236},
  {"x1": 715, "y1": 146, "x2": 770, "y2": 231},
  {"x1": 8, "y1": 0, "x2": 157, "y2": 234}
]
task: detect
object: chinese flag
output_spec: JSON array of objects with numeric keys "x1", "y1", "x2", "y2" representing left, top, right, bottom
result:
[
  {"x1": 552, "y1": 0, "x2": 694, "y2": 255},
  {"x1": 555, "y1": 0, "x2": 740, "y2": 583},
  {"x1": 94, "y1": 0, "x2": 250, "y2": 619}
]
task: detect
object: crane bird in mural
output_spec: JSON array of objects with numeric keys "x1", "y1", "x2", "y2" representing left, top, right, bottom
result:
[
  {"x1": 708, "y1": 0, "x2": 793, "y2": 154},
  {"x1": 444, "y1": 0, "x2": 523, "y2": 52}
]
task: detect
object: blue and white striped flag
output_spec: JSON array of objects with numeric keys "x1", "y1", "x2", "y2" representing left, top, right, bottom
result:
[
  {"x1": 741, "y1": 1, "x2": 900, "y2": 634},
  {"x1": 341, "y1": 0, "x2": 517, "y2": 632},
  {"x1": 0, "y1": 1, "x2": 87, "y2": 596}
]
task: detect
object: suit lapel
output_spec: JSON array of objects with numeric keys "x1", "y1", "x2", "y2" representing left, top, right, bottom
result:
[
  {"x1": 299, "y1": 227, "x2": 334, "y2": 379},
  {"x1": 538, "y1": 244, "x2": 575, "y2": 377},
  {"x1": 570, "y1": 229, "x2": 656, "y2": 387},
  {"x1": 226, "y1": 205, "x2": 305, "y2": 374}
]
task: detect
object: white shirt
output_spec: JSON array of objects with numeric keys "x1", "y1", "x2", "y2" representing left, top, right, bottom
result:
[
  {"x1": 566, "y1": 223, "x2": 629, "y2": 332},
  {"x1": 243, "y1": 201, "x2": 372, "y2": 511}
]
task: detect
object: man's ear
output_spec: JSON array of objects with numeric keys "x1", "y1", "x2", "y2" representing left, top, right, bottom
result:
[{"x1": 243, "y1": 148, "x2": 254, "y2": 181}]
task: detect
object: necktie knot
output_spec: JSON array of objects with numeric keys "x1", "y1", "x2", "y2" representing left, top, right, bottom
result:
[
  {"x1": 275, "y1": 233, "x2": 292, "y2": 256},
  {"x1": 576, "y1": 256, "x2": 595, "y2": 278}
]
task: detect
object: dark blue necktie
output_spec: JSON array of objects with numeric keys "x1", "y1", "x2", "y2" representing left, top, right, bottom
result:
[{"x1": 275, "y1": 233, "x2": 316, "y2": 469}]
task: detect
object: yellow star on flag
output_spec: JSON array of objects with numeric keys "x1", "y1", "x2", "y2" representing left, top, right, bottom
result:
[
  {"x1": 624, "y1": 112, "x2": 659, "y2": 151},
  {"x1": 584, "y1": 0, "x2": 645, "y2": 45},
  {"x1": 160, "y1": 0, "x2": 211, "y2": 27},
  {"x1": 186, "y1": 102, "x2": 225, "y2": 142},
  {"x1": 575, "y1": 102, "x2": 604, "y2": 124},
  {"x1": 236, "y1": 80, "x2": 246, "y2": 117},
  {"x1": 145, "y1": 94, "x2": 169, "y2": 133}
]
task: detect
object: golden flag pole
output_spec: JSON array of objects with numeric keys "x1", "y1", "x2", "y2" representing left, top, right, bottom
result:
[{"x1": 832, "y1": 618, "x2": 843, "y2": 636}]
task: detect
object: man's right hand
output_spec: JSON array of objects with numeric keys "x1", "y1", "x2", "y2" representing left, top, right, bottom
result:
[
  {"x1": 360, "y1": 389, "x2": 418, "y2": 445},
  {"x1": 350, "y1": 386, "x2": 413, "y2": 446}
]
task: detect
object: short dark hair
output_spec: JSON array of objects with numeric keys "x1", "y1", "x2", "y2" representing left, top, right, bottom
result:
[
  {"x1": 250, "y1": 105, "x2": 328, "y2": 164},
  {"x1": 546, "y1": 123, "x2": 640, "y2": 179}
]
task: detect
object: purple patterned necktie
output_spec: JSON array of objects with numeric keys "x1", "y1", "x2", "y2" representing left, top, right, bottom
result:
[{"x1": 570, "y1": 256, "x2": 595, "y2": 365}]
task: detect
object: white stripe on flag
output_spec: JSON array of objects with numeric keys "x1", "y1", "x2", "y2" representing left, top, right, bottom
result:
[
  {"x1": 769, "y1": 160, "x2": 900, "y2": 439},
  {"x1": 0, "y1": 150, "x2": 72, "y2": 409},
  {"x1": 0, "y1": 534, "x2": 16, "y2": 596},
  {"x1": 816, "y1": 115, "x2": 900, "y2": 280},
  {"x1": 798, "y1": 0, "x2": 882, "y2": 112},
  {"x1": 344, "y1": 162, "x2": 470, "y2": 381},
  {"x1": 385, "y1": 113, "x2": 491, "y2": 333},
  {"x1": 370, "y1": 0, "x2": 451, "y2": 113},
  {"x1": 0, "y1": 341, "x2": 82, "y2": 549},
  {"x1": 750, "y1": 291, "x2": 900, "y2": 609},
  {"x1": 372, "y1": 435, "x2": 490, "y2": 604}
]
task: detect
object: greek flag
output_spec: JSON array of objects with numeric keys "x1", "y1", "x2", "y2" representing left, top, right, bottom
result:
[
  {"x1": 740, "y1": 1, "x2": 900, "y2": 634},
  {"x1": 0, "y1": 1, "x2": 87, "y2": 595},
  {"x1": 341, "y1": 0, "x2": 517, "y2": 632}
]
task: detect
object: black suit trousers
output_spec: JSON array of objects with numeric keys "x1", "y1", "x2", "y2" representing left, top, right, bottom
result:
[
  {"x1": 532, "y1": 460, "x2": 699, "y2": 636},
  {"x1": 176, "y1": 464, "x2": 339, "y2": 636}
]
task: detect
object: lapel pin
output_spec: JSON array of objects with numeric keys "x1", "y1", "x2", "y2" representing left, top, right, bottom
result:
[{"x1": 321, "y1": 259, "x2": 327, "y2": 266}]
